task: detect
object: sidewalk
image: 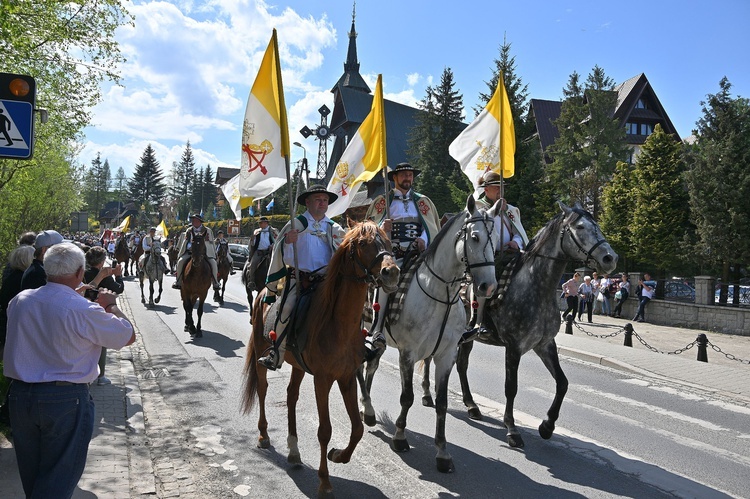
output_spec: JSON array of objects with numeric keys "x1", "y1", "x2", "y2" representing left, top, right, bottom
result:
[{"x1": 1, "y1": 313, "x2": 749, "y2": 498}]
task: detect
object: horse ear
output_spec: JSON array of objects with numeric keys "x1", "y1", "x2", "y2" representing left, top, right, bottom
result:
[
  {"x1": 487, "y1": 199, "x2": 503, "y2": 219},
  {"x1": 557, "y1": 200, "x2": 572, "y2": 215},
  {"x1": 466, "y1": 194, "x2": 476, "y2": 214}
]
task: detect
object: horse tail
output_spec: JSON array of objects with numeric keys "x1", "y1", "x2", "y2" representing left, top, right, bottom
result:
[{"x1": 241, "y1": 290, "x2": 265, "y2": 414}]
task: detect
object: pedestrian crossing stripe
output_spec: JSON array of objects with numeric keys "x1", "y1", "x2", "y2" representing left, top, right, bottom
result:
[{"x1": 0, "y1": 99, "x2": 33, "y2": 158}]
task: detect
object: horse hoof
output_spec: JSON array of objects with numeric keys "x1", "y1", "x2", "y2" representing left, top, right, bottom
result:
[
  {"x1": 194, "y1": 329, "x2": 203, "y2": 338},
  {"x1": 539, "y1": 420, "x2": 555, "y2": 440},
  {"x1": 391, "y1": 438, "x2": 410, "y2": 453},
  {"x1": 327, "y1": 448, "x2": 348, "y2": 463},
  {"x1": 507, "y1": 433, "x2": 525, "y2": 448},
  {"x1": 436, "y1": 456, "x2": 455, "y2": 473},
  {"x1": 155, "y1": 296, "x2": 160, "y2": 304},
  {"x1": 468, "y1": 407, "x2": 483, "y2": 420},
  {"x1": 288, "y1": 453, "x2": 302, "y2": 465},
  {"x1": 362, "y1": 412, "x2": 376, "y2": 427},
  {"x1": 257, "y1": 437, "x2": 270, "y2": 449},
  {"x1": 184, "y1": 325, "x2": 189, "y2": 332},
  {"x1": 422, "y1": 396, "x2": 434, "y2": 407}
]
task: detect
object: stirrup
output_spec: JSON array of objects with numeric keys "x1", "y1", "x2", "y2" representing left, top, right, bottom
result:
[
  {"x1": 459, "y1": 325, "x2": 487, "y2": 345},
  {"x1": 258, "y1": 350, "x2": 278, "y2": 370},
  {"x1": 172, "y1": 282, "x2": 181, "y2": 289}
]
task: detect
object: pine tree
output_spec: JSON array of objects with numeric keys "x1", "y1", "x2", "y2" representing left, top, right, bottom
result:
[
  {"x1": 171, "y1": 140, "x2": 197, "y2": 200},
  {"x1": 629, "y1": 124, "x2": 690, "y2": 275},
  {"x1": 408, "y1": 67, "x2": 468, "y2": 215},
  {"x1": 82, "y1": 153, "x2": 111, "y2": 216},
  {"x1": 128, "y1": 144, "x2": 167, "y2": 211},
  {"x1": 600, "y1": 161, "x2": 634, "y2": 268},
  {"x1": 685, "y1": 77, "x2": 750, "y2": 289}
]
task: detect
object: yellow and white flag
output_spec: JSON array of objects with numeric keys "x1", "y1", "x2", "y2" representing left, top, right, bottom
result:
[
  {"x1": 220, "y1": 173, "x2": 255, "y2": 221},
  {"x1": 156, "y1": 219, "x2": 169, "y2": 239},
  {"x1": 113, "y1": 215, "x2": 130, "y2": 233},
  {"x1": 233, "y1": 29, "x2": 289, "y2": 219},
  {"x1": 449, "y1": 73, "x2": 515, "y2": 191},
  {"x1": 326, "y1": 74, "x2": 387, "y2": 218}
]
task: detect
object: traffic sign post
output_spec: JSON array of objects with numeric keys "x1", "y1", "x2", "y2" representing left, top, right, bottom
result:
[{"x1": 0, "y1": 72, "x2": 36, "y2": 160}]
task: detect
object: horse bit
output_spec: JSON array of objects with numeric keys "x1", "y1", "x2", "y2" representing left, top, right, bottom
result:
[
  {"x1": 349, "y1": 232, "x2": 394, "y2": 287},
  {"x1": 560, "y1": 212, "x2": 608, "y2": 266}
]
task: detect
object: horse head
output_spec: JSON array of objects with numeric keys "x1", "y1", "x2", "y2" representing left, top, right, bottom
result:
[
  {"x1": 458, "y1": 195, "x2": 499, "y2": 298},
  {"x1": 558, "y1": 202, "x2": 618, "y2": 274},
  {"x1": 347, "y1": 221, "x2": 400, "y2": 294},
  {"x1": 190, "y1": 234, "x2": 207, "y2": 265}
]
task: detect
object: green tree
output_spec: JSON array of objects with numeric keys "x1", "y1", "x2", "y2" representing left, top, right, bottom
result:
[
  {"x1": 475, "y1": 36, "x2": 545, "y2": 233},
  {"x1": 600, "y1": 161, "x2": 634, "y2": 267},
  {"x1": 629, "y1": 125, "x2": 690, "y2": 276},
  {"x1": 128, "y1": 144, "x2": 167, "y2": 210},
  {"x1": 685, "y1": 77, "x2": 750, "y2": 291},
  {"x1": 547, "y1": 66, "x2": 628, "y2": 218},
  {"x1": 170, "y1": 140, "x2": 197, "y2": 200},
  {"x1": 408, "y1": 67, "x2": 468, "y2": 215},
  {"x1": 82, "y1": 153, "x2": 111, "y2": 216}
]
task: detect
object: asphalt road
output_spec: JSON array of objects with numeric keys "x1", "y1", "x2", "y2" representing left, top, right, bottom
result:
[{"x1": 123, "y1": 273, "x2": 749, "y2": 498}]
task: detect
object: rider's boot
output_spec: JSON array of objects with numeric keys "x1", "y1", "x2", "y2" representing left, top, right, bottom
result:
[
  {"x1": 366, "y1": 291, "x2": 388, "y2": 358},
  {"x1": 460, "y1": 296, "x2": 488, "y2": 344},
  {"x1": 210, "y1": 259, "x2": 221, "y2": 291},
  {"x1": 258, "y1": 331, "x2": 286, "y2": 371},
  {"x1": 172, "y1": 259, "x2": 185, "y2": 289}
]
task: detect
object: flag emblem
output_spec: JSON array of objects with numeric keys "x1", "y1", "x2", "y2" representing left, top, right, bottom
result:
[
  {"x1": 242, "y1": 138, "x2": 274, "y2": 176},
  {"x1": 331, "y1": 161, "x2": 356, "y2": 196},
  {"x1": 475, "y1": 141, "x2": 499, "y2": 172}
]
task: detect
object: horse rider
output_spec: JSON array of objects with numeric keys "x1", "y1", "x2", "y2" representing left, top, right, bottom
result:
[
  {"x1": 461, "y1": 171, "x2": 529, "y2": 343},
  {"x1": 214, "y1": 230, "x2": 235, "y2": 275},
  {"x1": 142, "y1": 227, "x2": 169, "y2": 273},
  {"x1": 364, "y1": 162, "x2": 441, "y2": 356},
  {"x1": 171, "y1": 213, "x2": 222, "y2": 292},
  {"x1": 257, "y1": 185, "x2": 345, "y2": 370},
  {"x1": 247, "y1": 216, "x2": 278, "y2": 286},
  {"x1": 128, "y1": 230, "x2": 142, "y2": 258}
]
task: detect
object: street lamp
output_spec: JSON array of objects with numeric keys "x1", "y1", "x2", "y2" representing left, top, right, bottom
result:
[{"x1": 293, "y1": 142, "x2": 310, "y2": 186}]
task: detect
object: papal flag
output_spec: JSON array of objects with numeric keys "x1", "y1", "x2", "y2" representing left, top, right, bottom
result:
[
  {"x1": 220, "y1": 173, "x2": 254, "y2": 221},
  {"x1": 113, "y1": 215, "x2": 130, "y2": 233},
  {"x1": 449, "y1": 73, "x2": 515, "y2": 192},
  {"x1": 326, "y1": 74, "x2": 387, "y2": 218},
  {"x1": 226, "y1": 28, "x2": 290, "y2": 220},
  {"x1": 156, "y1": 219, "x2": 169, "y2": 239}
]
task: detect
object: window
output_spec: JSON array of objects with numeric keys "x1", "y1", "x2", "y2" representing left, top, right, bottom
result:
[
  {"x1": 635, "y1": 98, "x2": 647, "y2": 109},
  {"x1": 640, "y1": 123, "x2": 653, "y2": 136},
  {"x1": 625, "y1": 122, "x2": 638, "y2": 135}
]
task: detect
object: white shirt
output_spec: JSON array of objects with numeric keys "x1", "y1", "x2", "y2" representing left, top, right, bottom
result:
[
  {"x1": 4, "y1": 282, "x2": 133, "y2": 383},
  {"x1": 389, "y1": 189, "x2": 428, "y2": 247},
  {"x1": 257, "y1": 229, "x2": 272, "y2": 251},
  {"x1": 282, "y1": 211, "x2": 334, "y2": 273}
]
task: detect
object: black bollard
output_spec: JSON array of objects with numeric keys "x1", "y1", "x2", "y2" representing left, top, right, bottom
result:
[
  {"x1": 623, "y1": 323, "x2": 633, "y2": 347},
  {"x1": 565, "y1": 315, "x2": 574, "y2": 335},
  {"x1": 696, "y1": 333, "x2": 708, "y2": 363}
]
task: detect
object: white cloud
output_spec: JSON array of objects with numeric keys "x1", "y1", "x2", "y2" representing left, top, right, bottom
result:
[{"x1": 406, "y1": 72, "x2": 421, "y2": 86}]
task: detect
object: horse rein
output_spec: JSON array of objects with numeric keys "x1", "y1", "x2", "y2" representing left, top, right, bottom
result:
[
  {"x1": 559, "y1": 212, "x2": 607, "y2": 266},
  {"x1": 348, "y1": 232, "x2": 394, "y2": 287}
]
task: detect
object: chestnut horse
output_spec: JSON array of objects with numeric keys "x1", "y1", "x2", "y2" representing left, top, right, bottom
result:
[
  {"x1": 113, "y1": 236, "x2": 130, "y2": 276},
  {"x1": 129, "y1": 243, "x2": 144, "y2": 276},
  {"x1": 180, "y1": 234, "x2": 212, "y2": 338},
  {"x1": 241, "y1": 221, "x2": 400, "y2": 498},
  {"x1": 241, "y1": 250, "x2": 270, "y2": 317}
]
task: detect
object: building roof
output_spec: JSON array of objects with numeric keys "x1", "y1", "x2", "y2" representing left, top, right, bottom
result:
[{"x1": 529, "y1": 99, "x2": 563, "y2": 153}]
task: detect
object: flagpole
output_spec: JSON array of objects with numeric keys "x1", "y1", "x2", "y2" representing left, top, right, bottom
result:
[
  {"x1": 498, "y1": 74, "x2": 505, "y2": 202},
  {"x1": 382, "y1": 166, "x2": 390, "y2": 223},
  {"x1": 285, "y1": 156, "x2": 299, "y2": 284}
]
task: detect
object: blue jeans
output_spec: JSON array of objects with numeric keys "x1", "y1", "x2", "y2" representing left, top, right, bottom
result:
[
  {"x1": 8, "y1": 380, "x2": 95, "y2": 499},
  {"x1": 634, "y1": 296, "x2": 651, "y2": 320}
]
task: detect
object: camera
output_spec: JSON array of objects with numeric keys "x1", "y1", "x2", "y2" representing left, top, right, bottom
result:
[{"x1": 84, "y1": 288, "x2": 99, "y2": 302}]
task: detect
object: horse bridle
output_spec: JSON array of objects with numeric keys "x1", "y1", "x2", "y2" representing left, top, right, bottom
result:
[
  {"x1": 349, "y1": 231, "x2": 394, "y2": 287},
  {"x1": 560, "y1": 211, "x2": 608, "y2": 266},
  {"x1": 420, "y1": 212, "x2": 496, "y2": 305}
]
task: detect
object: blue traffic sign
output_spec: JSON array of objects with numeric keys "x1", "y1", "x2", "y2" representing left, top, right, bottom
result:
[{"x1": 0, "y1": 99, "x2": 34, "y2": 159}]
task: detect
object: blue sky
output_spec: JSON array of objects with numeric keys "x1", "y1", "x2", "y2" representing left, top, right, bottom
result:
[{"x1": 80, "y1": 0, "x2": 750, "y2": 181}]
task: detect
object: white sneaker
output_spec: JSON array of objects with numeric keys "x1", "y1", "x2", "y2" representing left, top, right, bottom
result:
[{"x1": 97, "y1": 376, "x2": 112, "y2": 386}]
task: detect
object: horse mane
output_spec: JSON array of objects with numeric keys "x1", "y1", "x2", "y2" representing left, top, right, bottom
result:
[
  {"x1": 522, "y1": 205, "x2": 593, "y2": 264},
  {"x1": 307, "y1": 221, "x2": 380, "y2": 335},
  {"x1": 421, "y1": 210, "x2": 466, "y2": 264}
]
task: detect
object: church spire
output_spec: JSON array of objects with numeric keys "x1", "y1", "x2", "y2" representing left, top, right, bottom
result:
[{"x1": 331, "y1": 1, "x2": 371, "y2": 94}]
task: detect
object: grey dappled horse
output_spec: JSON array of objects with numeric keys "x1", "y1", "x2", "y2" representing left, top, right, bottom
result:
[
  {"x1": 359, "y1": 195, "x2": 501, "y2": 474},
  {"x1": 425, "y1": 202, "x2": 618, "y2": 448}
]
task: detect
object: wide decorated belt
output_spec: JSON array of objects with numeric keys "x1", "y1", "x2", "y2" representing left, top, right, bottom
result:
[{"x1": 391, "y1": 218, "x2": 422, "y2": 247}]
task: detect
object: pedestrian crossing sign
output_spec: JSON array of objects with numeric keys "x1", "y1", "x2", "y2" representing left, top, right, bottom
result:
[{"x1": 0, "y1": 99, "x2": 34, "y2": 159}]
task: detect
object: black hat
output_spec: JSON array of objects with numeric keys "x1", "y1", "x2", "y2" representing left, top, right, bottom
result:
[
  {"x1": 387, "y1": 162, "x2": 421, "y2": 181},
  {"x1": 478, "y1": 171, "x2": 502, "y2": 187},
  {"x1": 190, "y1": 213, "x2": 204, "y2": 221},
  {"x1": 296, "y1": 184, "x2": 338, "y2": 205},
  {"x1": 217, "y1": 229, "x2": 224, "y2": 235},
  {"x1": 259, "y1": 216, "x2": 270, "y2": 223},
  {"x1": 149, "y1": 226, "x2": 157, "y2": 232}
]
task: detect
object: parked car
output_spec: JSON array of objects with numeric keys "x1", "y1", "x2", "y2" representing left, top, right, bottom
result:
[
  {"x1": 715, "y1": 285, "x2": 750, "y2": 305},
  {"x1": 228, "y1": 243, "x2": 250, "y2": 269},
  {"x1": 663, "y1": 281, "x2": 695, "y2": 301}
]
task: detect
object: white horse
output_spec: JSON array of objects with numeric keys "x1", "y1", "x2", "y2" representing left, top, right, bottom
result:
[
  {"x1": 359, "y1": 195, "x2": 501, "y2": 473},
  {"x1": 138, "y1": 245, "x2": 164, "y2": 307}
]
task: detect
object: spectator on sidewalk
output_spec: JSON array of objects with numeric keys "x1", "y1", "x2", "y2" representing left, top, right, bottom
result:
[
  {"x1": 578, "y1": 275, "x2": 595, "y2": 323},
  {"x1": 613, "y1": 273, "x2": 630, "y2": 318},
  {"x1": 561, "y1": 272, "x2": 581, "y2": 321},
  {"x1": 633, "y1": 273, "x2": 657, "y2": 322},
  {"x1": 84, "y1": 246, "x2": 125, "y2": 386},
  {"x1": 20, "y1": 230, "x2": 64, "y2": 290},
  {"x1": 3, "y1": 242, "x2": 135, "y2": 499}
]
